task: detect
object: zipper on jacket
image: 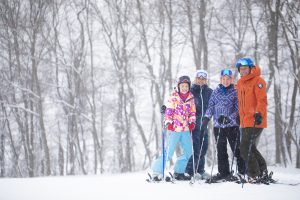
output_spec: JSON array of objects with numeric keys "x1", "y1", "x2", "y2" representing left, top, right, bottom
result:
[
  {"x1": 185, "y1": 96, "x2": 194, "y2": 103},
  {"x1": 200, "y1": 87, "x2": 204, "y2": 122},
  {"x1": 240, "y1": 88, "x2": 246, "y2": 126},
  {"x1": 243, "y1": 90, "x2": 246, "y2": 109},
  {"x1": 198, "y1": 87, "x2": 205, "y2": 130}
]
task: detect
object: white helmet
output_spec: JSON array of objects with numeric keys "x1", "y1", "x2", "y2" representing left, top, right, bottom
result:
[{"x1": 195, "y1": 69, "x2": 208, "y2": 79}]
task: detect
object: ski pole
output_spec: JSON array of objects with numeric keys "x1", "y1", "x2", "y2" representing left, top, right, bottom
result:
[
  {"x1": 230, "y1": 128, "x2": 239, "y2": 175},
  {"x1": 162, "y1": 129, "x2": 165, "y2": 179},
  {"x1": 208, "y1": 126, "x2": 221, "y2": 184},
  {"x1": 242, "y1": 122, "x2": 256, "y2": 188},
  {"x1": 194, "y1": 88, "x2": 205, "y2": 181},
  {"x1": 160, "y1": 105, "x2": 166, "y2": 179},
  {"x1": 195, "y1": 135, "x2": 205, "y2": 175},
  {"x1": 195, "y1": 87, "x2": 205, "y2": 175},
  {"x1": 189, "y1": 135, "x2": 204, "y2": 184},
  {"x1": 208, "y1": 115, "x2": 226, "y2": 184},
  {"x1": 189, "y1": 130, "x2": 196, "y2": 184},
  {"x1": 189, "y1": 119, "x2": 204, "y2": 183},
  {"x1": 164, "y1": 130, "x2": 172, "y2": 181}
]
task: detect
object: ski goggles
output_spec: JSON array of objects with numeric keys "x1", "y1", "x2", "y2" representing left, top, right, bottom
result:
[
  {"x1": 178, "y1": 76, "x2": 191, "y2": 84},
  {"x1": 196, "y1": 71, "x2": 208, "y2": 79},
  {"x1": 221, "y1": 69, "x2": 233, "y2": 77},
  {"x1": 178, "y1": 78, "x2": 190, "y2": 84}
]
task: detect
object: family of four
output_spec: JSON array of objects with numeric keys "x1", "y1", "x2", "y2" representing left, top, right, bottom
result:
[{"x1": 151, "y1": 57, "x2": 269, "y2": 184}]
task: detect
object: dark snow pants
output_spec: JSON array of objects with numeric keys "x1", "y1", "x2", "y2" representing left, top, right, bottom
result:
[
  {"x1": 240, "y1": 128, "x2": 267, "y2": 178},
  {"x1": 213, "y1": 126, "x2": 245, "y2": 176},
  {"x1": 185, "y1": 131, "x2": 208, "y2": 175},
  {"x1": 185, "y1": 117, "x2": 209, "y2": 176}
]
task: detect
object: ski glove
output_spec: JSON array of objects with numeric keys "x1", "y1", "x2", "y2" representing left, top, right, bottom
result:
[
  {"x1": 218, "y1": 115, "x2": 230, "y2": 125},
  {"x1": 160, "y1": 105, "x2": 166, "y2": 114},
  {"x1": 166, "y1": 123, "x2": 174, "y2": 131},
  {"x1": 188, "y1": 123, "x2": 195, "y2": 132},
  {"x1": 200, "y1": 117, "x2": 210, "y2": 133},
  {"x1": 254, "y1": 112, "x2": 262, "y2": 125}
]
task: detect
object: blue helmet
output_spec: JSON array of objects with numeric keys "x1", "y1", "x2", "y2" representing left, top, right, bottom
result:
[{"x1": 235, "y1": 57, "x2": 254, "y2": 68}]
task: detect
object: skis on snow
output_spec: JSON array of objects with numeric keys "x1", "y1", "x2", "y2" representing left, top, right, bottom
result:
[
  {"x1": 146, "y1": 172, "x2": 175, "y2": 183},
  {"x1": 235, "y1": 171, "x2": 300, "y2": 186},
  {"x1": 146, "y1": 171, "x2": 300, "y2": 186}
]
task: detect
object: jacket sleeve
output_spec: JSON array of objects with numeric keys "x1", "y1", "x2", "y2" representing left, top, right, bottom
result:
[
  {"x1": 204, "y1": 90, "x2": 216, "y2": 119},
  {"x1": 188, "y1": 98, "x2": 196, "y2": 124},
  {"x1": 254, "y1": 78, "x2": 267, "y2": 116},
  {"x1": 164, "y1": 93, "x2": 175, "y2": 125},
  {"x1": 229, "y1": 90, "x2": 239, "y2": 122}
]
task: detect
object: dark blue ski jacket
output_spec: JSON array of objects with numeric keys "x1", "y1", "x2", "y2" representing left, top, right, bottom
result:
[{"x1": 190, "y1": 84, "x2": 213, "y2": 120}]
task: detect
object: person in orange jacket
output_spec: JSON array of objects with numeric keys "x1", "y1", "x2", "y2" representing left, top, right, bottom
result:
[{"x1": 235, "y1": 57, "x2": 269, "y2": 184}]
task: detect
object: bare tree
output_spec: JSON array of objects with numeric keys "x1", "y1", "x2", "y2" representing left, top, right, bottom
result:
[
  {"x1": 264, "y1": 0, "x2": 288, "y2": 166},
  {"x1": 211, "y1": 0, "x2": 249, "y2": 65},
  {"x1": 243, "y1": 0, "x2": 265, "y2": 64},
  {"x1": 85, "y1": 0, "x2": 104, "y2": 174},
  {"x1": 27, "y1": 0, "x2": 52, "y2": 176},
  {"x1": 94, "y1": 0, "x2": 141, "y2": 172},
  {"x1": 0, "y1": 0, "x2": 51, "y2": 177},
  {"x1": 183, "y1": 0, "x2": 208, "y2": 70},
  {"x1": 0, "y1": 0, "x2": 300, "y2": 177},
  {"x1": 279, "y1": 0, "x2": 300, "y2": 167}
]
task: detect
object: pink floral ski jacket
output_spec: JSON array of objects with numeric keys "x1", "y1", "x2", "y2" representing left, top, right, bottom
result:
[{"x1": 164, "y1": 91, "x2": 196, "y2": 132}]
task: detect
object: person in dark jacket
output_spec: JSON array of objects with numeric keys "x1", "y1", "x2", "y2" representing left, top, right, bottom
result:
[
  {"x1": 201, "y1": 69, "x2": 245, "y2": 182},
  {"x1": 185, "y1": 70, "x2": 213, "y2": 180}
]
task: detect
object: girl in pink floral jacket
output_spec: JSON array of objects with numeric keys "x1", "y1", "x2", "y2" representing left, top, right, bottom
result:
[{"x1": 151, "y1": 76, "x2": 196, "y2": 181}]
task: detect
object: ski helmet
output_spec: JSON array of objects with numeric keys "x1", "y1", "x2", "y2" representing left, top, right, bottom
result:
[
  {"x1": 235, "y1": 57, "x2": 254, "y2": 68},
  {"x1": 177, "y1": 75, "x2": 191, "y2": 92},
  {"x1": 195, "y1": 69, "x2": 208, "y2": 79}
]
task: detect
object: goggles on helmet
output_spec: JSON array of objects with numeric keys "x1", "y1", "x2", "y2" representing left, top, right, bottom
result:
[
  {"x1": 196, "y1": 71, "x2": 208, "y2": 79},
  {"x1": 221, "y1": 69, "x2": 233, "y2": 77}
]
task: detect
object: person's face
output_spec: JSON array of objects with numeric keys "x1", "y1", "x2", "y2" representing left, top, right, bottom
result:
[
  {"x1": 195, "y1": 77, "x2": 207, "y2": 86},
  {"x1": 220, "y1": 76, "x2": 232, "y2": 87},
  {"x1": 179, "y1": 83, "x2": 189, "y2": 94},
  {"x1": 239, "y1": 66, "x2": 251, "y2": 77}
]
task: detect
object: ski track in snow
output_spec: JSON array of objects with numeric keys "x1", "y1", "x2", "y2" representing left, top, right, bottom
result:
[{"x1": 0, "y1": 166, "x2": 299, "y2": 200}]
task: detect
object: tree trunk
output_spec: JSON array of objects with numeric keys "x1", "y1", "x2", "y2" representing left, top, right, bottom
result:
[
  {"x1": 266, "y1": 0, "x2": 286, "y2": 165},
  {"x1": 297, "y1": 137, "x2": 300, "y2": 168},
  {"x1": 0, "y1": 117, "x2": 5, "y2": 177},
  {"x1": 198, "y1": 0, "x2": 208, "y2": 70}
]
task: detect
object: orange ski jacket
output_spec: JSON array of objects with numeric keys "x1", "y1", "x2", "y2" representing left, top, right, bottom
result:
[{"x1": 236, "y1": 66, "x2": 267, "y2": 128}]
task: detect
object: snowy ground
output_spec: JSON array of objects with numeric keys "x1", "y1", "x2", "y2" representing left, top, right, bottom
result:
[{"x1": 0, "y1": 166, "x2": 299, "y2": 200}]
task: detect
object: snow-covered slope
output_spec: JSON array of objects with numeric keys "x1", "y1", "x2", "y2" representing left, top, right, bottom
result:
[{"x1": 0, "y1": 166, "x2": 299, "y2": 200}]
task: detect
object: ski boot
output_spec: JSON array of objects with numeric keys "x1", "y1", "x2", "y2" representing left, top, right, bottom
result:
[
  {"x1": 200, "y1": 172, "x2": 211, "y2": 180},
  {"x1": 205, "y1": 173, "x2": 230, "y2": 183},
  {"x1": 236, "y1": 173, "x2": 247, "y2": 184},
  {"x1": 146, "y1": 173, "x2": 163, "y2": 182},
  {"x1": 165, "y1": 172, "x2": 175, "y2": 182},
  {"x1": 222, "y1": 171, "x2": 238, "y2": 182},
  {"x1": 174, "y1": 172, "x2": 191, "y2": 181},
  {"x1": 193, "y1": 173, "x2": 202, "y2": 180},
  {"x1": 268, "y1": 171, "x2": 276, "y2": 183},
  {"x1": 256, "y1": 169, "x2": 270, "y2": 185}
]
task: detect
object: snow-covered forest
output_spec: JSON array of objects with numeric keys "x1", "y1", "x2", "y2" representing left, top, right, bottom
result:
[{"x1": 0, "y1": 0, "x2": 299, "y2": 178}]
